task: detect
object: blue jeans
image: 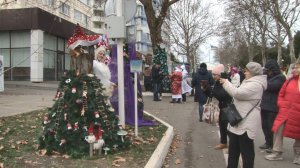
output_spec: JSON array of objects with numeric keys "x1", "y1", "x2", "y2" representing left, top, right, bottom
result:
[
  {"x1": 153, "y1": 83, "x2": 160, "y2": 100},
  {"x1": 198, "y1": 102, "x2": 204, "y2": 120},
  {"x1": 261, "y1": 110, "x2": 276, "y2": 147}
]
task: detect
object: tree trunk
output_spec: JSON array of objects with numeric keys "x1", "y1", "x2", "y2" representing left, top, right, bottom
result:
[
  {"x1": 277, "y1": 42, "x2": 283, "y2": 66},
  {"x1": 271, "y1": 0, "x2": 297, "y2": 62},
  {"x1": 248, "y1": 40, "x2": 254, "y2": 62},
  {"x1": 149, "y1": 25, "x2": 163, "y2": 52},
  {"x1": 261, "y1": 29, "x2": 267, "y2": 66},
  {"x1": 140, "y1": 0, "x2": 180, "y2": 54},
  {"x1": 287, "y1": 33, "x2": 297, "y2": 63},
  {"x1": 276, "y1": 21, "x2": 283, "y2": 67}
]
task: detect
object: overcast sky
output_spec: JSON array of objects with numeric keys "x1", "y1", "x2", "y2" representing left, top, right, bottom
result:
[{"x1": 199, "y1": 0, "x2": 225, "y2": 64}]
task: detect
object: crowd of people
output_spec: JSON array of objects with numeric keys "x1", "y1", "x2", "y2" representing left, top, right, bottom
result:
[{"x1": 143, "y1": 59, "x2": 300, "y2": 168}]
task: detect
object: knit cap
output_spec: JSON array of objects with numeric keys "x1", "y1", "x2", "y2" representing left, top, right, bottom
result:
[
  {"x1": 212, "y1": 64, "x2": 225, "y2": 75},
  {"x1": 246, "y1": 62, "x2": 263, "y2": 76}
]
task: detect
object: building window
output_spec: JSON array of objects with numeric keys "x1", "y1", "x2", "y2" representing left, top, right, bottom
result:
[
  {"x1": 0, "y1": 32, "x2": 10, "y2": 48},
  {"x1": 74, "y1": 10, "x2": 88, "y2": 25},
  {"x1": 12, "y1": 48, "x2": 30, "y2": 67},
  {"x1": 41, "y1": 0, "x2": 54, "y2": 8},
  {"x1": 147, "y1": 33, "x2": 150, "y2": 42},
  {"x1": 137, "y1": 6, "x2": 142, "y2": 17},
  {"x1": 141, "y1": 19, "x2": 147, "y2": 26},
  {"x1": 59, "y1": 3, "x2": 70, "y2": 16},
  {"x1": 136, "y1": 18, "x2": 141, "y2": 26},
  {"x1": 0, "y1": 49, "x2": 10, "y2": 67},
  {"x1": 136, "y1": 6, "x2": 146, "y2": 19}
]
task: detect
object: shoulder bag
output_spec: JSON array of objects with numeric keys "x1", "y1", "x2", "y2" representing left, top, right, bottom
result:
[{"x1": 223, "y1": 100, "x2": 260, "y2": 126}]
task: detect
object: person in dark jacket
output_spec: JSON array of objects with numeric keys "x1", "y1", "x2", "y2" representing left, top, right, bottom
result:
[
  {"x1": 143, "y1": 66, "x2": 152, "y2": 91},
  {"x1": 260, "y1": 59, "x2": 286, "y2": 152},
  {"x1": 151, "y1": 62, "x2": 162, "y2": 101},
  {"x1": 211, "y1": 64, "x2": 232, "y2": 150},
  {"x1": 191, "y1": 63, "x2": 214, "y2": 121}
]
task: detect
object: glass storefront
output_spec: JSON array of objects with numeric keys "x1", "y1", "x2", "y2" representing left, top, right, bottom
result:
[
  {"x1": 0, "y1": 31, "x2": 31, "y2": 80},
  {"x1": 0, "y1": 31, "x2": 69, "y2": 81}
]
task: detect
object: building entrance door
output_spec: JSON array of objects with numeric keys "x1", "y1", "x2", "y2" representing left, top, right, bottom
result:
[{"x1": 56, "y1": 52, "x2": 64, "y2": 81}]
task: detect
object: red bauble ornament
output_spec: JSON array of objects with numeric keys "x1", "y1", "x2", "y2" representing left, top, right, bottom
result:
[{"x1": 94, "y1": 111, "x2": 100, "y2": 118}]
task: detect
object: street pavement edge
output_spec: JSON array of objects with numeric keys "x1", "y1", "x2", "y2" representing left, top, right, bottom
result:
[{"x1": 144, "y1": 111, "x2": 175, "y2": 168}]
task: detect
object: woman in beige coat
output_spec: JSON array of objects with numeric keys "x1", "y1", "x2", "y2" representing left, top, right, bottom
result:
[{"x1": 220, "y1": 62, "x2": 267, "y2": 168}]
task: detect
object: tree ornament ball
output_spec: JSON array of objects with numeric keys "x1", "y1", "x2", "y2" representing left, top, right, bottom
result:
[
  {"x1": 72, "y1": 87, "x2": 77, "y2": 93},
  {"x1": 76, "y1": 99, "x2": 82, "y2": 104}
]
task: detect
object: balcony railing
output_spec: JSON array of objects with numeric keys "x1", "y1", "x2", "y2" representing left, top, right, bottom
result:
[
  {"x1": 91, "y1": 16, "x2": 104, "y2": 22},
  {"x1": 91, "y1": 27, "x2": 105, "y2": 34},
  {"x1": 93, "y1": 4, "x2": 104, "y2": 11}
]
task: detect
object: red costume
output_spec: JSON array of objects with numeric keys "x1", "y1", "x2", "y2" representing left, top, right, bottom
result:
[{"x1": 169, "y1": 71, "x2": 182, "y2": 96}]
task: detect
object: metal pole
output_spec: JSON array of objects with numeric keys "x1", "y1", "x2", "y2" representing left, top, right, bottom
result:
[
  {"x1": 116, "y1": 0, "x2": 125, "y2": 127},
  {"x1": 134, "y1": 72, "x2": 138, "y2": 136}
]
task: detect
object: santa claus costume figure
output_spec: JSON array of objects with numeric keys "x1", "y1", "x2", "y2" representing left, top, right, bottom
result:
[{"x1": 169, "y1": 67, "x2": 183, "y2": 103}]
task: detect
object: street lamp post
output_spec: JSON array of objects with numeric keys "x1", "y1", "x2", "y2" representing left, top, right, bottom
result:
[{"x1": 116, "y1": 0, "x2": 125, "y2": 127}]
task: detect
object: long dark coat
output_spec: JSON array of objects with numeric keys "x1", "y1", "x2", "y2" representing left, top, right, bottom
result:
[{"x1": 191, "y1": 67, "x2": 213, "y2": 103}]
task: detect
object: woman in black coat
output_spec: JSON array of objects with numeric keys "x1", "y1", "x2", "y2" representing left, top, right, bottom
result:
[
  {"x1": 259, "y1": 59, "x2": 286, "y2": 152},
  {"x1": 211, "y1": 64, "x2": 232, "y2": 149},
  {"x1": 191, "y1": 63, "x2": 214, "y2": 121}
]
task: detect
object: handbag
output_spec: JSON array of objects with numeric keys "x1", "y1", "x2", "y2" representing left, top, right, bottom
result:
[
  {"x1": 202, "y1": 97, "x2": 220, "y2": 125},
  {"x1": 223, "y1": 100, "x2": 260, "y2": 126}
]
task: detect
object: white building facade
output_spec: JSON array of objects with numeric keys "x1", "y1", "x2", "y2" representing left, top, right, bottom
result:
[
  {"x1": 0, "y1": 0, "x2": 171, "y2": 81},
  {"x1": 0, "y1": 0, "x2": 106, "y2": 81}
]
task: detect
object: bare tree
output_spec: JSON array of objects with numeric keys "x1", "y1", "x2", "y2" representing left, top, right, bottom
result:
[
  {"x1": 265, "y1": 0, "x2": 300, "y2": 62},
  {"x1": 165, "y1": 0, "x2": 216, "y2": 71},
  {"x1": 139, "y1": 0, "x2": 180, "y2": 52},
  {"x1": 223, "y1": 0, "x2": 258, "y2": 62},
  {"x1": 234, "y1": 0, "x2": 272, "y2": 65},
  {"x1": 217, "y1": 20, "x2": 249, "y2": 66}
]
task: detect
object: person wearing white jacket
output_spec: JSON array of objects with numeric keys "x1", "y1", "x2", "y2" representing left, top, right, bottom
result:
[
  {"x1": 181, "y1": 65, "x2": 192, "y2": 102},
  {"x1": 230, "y1": 67, "x2": 241, "y2": 87},
  {"x1": 220, "y1": 62, "x2": 267, "y2": 168}
]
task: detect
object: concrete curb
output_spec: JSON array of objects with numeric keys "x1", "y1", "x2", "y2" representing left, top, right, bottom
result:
[{"x1": 144, "y1": 111, "x2": 174, "y2": 168}]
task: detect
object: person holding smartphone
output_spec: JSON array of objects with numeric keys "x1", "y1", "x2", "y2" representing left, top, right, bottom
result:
[
  {"x1": 220, "y1": 62, "x2": 267, "y2": 168},
  {"x1": 211, "y1": 64, "x2": 232, "y2": 150}
]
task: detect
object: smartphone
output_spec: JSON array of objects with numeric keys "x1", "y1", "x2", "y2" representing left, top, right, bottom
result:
[{"x1": 221, "y1": 72, "x2": 228, "y2": 79}]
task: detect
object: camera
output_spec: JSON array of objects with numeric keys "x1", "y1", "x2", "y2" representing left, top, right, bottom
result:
[{"x1": 221, "y1": 72, "x2": 228, "y2": 79}]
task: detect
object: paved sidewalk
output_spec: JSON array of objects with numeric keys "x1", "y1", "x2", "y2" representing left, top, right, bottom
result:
[
  {"x1": 1, "y1": 81, "x2": 299, "y2": 168},
  {"x1": 0, "y1": 81, "x2": 58, "y2": 117}
]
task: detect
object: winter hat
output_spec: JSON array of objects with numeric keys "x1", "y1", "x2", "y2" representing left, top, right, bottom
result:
[
  {"x1": 200, "y1": 63, "x2": 207, "y2": 69},
  {"x1": 212, "y1": 64, "x2": 225, "y2": 75},
  {"x1": 246, "y1": 62, "x2": 263, "y2": 76},
  {"x1": 231, "y1": 67, "x2": 239, "y2": 74},
  {"x1": 265, "y1": 59, "x2": 280, "y2": 73}
]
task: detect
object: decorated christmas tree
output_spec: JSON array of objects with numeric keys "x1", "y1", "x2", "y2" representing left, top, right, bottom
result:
[
  {"x1": 38, "y1": 24, "x2": 130, "y2": 158},
  {"x1": 39, "y1": 70, "x2": 130, "y2": 158},
  {"x1": 153, "y1": 45, "x2": 170, "y2": 92}
]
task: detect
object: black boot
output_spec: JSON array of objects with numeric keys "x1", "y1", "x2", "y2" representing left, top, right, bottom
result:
[
  {"x1": 182, "y1": 94, "x2": 186, "y2": 102},
  {"x1": 199, "y1": 114, "x2": 203, "y2": 122},
  {"x1": 170, "y1": 99, "x2": 176, "y2": 103},
  {"x1": 177, "y1": 98, "x2": 181, "y2": 103}
]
